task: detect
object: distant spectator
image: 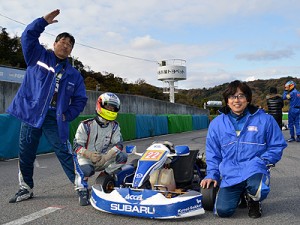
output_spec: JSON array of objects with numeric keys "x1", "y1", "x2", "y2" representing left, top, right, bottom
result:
[
  {"x1": 282, "y1": 81, "x2": 300, "y2": 142},
  {"x1": 266, "y1": 87, "x2": 284, "y2": 129}
]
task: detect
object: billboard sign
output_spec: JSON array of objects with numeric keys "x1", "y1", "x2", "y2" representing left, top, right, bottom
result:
[{"x1": 0, "y1": 66, "x2": 25, "y2": 83}]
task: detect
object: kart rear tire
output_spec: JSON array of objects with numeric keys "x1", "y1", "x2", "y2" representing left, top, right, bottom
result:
[
  {"x1": 95, "y1": 174, "x2": 115, "y2": 193},
  {"x1": 201, "y1": 183, "x2": 218, "y2": 211}
]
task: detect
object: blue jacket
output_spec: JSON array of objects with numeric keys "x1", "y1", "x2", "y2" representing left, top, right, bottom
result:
[
  {"x1": 7, "y1": 17, "x2": 87, "y2": 142},
  {"x1": 282, "y1": 88, "x2": 300, "y2": 109},
  {"x1": 205, "y1": 105, "x2": 287, "y2": 188}
]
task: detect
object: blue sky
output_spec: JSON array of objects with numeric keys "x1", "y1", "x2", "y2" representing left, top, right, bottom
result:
[{"x1": 1, "y1": 0, "x2": 300, "y2": 90}]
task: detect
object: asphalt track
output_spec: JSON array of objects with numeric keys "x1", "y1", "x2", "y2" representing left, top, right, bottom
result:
[{"x1": 1, "y1": 129, "x2": 299, "y2": 225}]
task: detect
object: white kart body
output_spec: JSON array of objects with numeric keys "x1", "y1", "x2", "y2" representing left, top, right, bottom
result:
[{"x1": 90, "y1": 142, "x2": 205, "y2": 219}]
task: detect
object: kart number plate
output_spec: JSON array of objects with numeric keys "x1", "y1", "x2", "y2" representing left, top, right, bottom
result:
[{"x1": 140, "y1": 150, "x2": 164, "y2": 161}]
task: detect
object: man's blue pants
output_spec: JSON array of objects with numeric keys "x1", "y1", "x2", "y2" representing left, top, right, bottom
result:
[
  {"x1": 18, "y1": 110, "x2": 75, "y2": 189},
  {"x1": 214, "y1": 173, "x2": 270, "y2": 217}
]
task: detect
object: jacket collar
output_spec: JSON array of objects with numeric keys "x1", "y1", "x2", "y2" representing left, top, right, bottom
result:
[{"x1": 218, "y1": 104, "x2": 259, "y2": 115}]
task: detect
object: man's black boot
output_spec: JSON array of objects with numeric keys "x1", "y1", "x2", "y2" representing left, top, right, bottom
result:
[{"x1": 248, "y1": 198, "x2": 262, "y2": 218}]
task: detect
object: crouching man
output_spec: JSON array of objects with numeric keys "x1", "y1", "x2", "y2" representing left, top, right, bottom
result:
[{"x1": 73, "y1": 92, "x2": 127, "y2": 206}]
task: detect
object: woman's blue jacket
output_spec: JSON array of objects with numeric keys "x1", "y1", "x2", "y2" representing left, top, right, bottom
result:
[{"x1": 205, "y1": 105, "x2": 287, "y2": 188}]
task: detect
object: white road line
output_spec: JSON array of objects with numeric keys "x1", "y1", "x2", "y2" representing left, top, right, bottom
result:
[{"x1": 3, "y1": 207, "x2": 61, "y2": 225}]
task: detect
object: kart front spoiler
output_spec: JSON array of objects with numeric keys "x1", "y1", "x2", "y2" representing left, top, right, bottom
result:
[{"x1": 90, "y1": 185, "x2": 205, "y2": 219}]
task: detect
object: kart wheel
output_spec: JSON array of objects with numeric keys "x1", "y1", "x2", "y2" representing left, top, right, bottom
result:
[
  {"x1": 95, "y1": 174, "x2": 115, "y2": 193},
  {"x1": 201, "y1": 183, "x2": 218, "y2": 211}
]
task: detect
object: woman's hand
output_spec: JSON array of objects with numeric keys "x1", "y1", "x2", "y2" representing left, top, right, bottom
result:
[{"x1": 200, "y1": 178, "x2": 218, "y2": 189}]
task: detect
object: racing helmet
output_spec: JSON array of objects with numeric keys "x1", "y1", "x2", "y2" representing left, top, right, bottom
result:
[
  {"x1": 96, "y1": 92, "x2": 120, "y2": 121},
  {"x1": 285, "y1": 80, "x2": 296, "y2": 91}
]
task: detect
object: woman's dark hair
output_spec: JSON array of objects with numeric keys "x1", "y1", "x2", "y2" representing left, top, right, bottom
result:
[
  {"x1": 222, "y1": 80, "x2": 252, "y2": 104},
  {"x1": 55, "y1": 32, "x2": 75, "y2": 47}
]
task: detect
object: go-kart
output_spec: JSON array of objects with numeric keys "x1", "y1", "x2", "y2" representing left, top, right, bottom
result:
[{"x1": 90, "y1": 142, "x2": 210, "y2": 219}]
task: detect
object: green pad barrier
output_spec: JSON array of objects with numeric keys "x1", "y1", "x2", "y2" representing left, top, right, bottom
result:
[
  {"x1": 116, "y1": 113, "x2": 136, "y2": 141},
  {"x1": 167, "y1": 114, "x2": 193, "y2": 134}
]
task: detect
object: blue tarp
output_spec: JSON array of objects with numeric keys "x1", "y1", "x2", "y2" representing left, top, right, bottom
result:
[
  {"x1": 0, "y1": 114, "x2": 52, "y2": 159},
  {"x1": 154, "y1": 115, "x2": 168, "y2": 136},
  {"x1": 192, "y1": 115, "x2": 210, "y2": 130},
  {"x1": 136, "y1": 115, "x2": 169, "y2": 139},
  {"x1": 136, "y1": 115, "x2": 155, "y2": 139}
]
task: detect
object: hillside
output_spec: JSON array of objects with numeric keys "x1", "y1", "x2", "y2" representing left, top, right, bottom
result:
[
  {"x1": 179, "y1": 76, "x2": 300, "y2": 112},
  {"x1": 1, "y1": 27, "x2": 298, "y2": 112}
]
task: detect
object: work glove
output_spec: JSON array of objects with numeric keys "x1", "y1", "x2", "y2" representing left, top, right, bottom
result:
[
  {"x1": 82, "y1": 149, "x2": 102, "y2": 163},
  {"x1": 94, "y1": 148, "x2": 119, "y2": 168}
]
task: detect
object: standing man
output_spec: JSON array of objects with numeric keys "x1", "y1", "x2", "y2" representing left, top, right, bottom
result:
[
  {"x1": 266, "y1": 87, "x2": 284, "y2": 129},
  {"x1": 282, "y1": 80, "x2": 300, "y2": 142},
  {"x1": 200, "y1": 80, "x2": 287, "y2": 218},
  {"x1": 7, "y1": 9, "x2": 87, "y2": 203}
]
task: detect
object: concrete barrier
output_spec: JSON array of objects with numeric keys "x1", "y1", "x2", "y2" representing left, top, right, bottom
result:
[{"x1": 0, "y1": 81, "x2": 208, "y2": 116}]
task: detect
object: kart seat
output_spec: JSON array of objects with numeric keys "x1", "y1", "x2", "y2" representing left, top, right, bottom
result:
[{"x1": 170, "y1": 149, "x2": 198, "y2": 188}]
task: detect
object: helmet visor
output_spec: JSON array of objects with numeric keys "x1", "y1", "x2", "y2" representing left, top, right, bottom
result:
[{"x1": 103, "y1": 101, "x2": 120, "y2": 112}]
